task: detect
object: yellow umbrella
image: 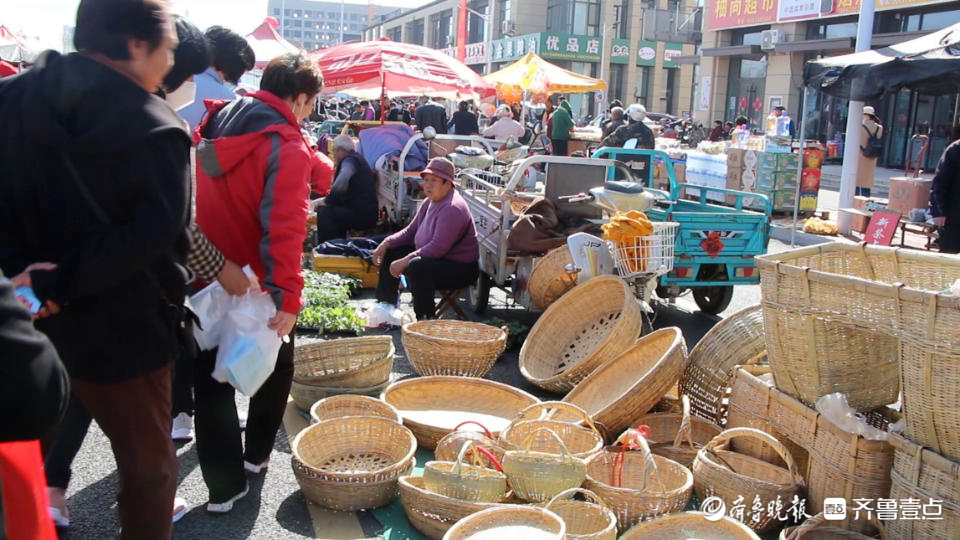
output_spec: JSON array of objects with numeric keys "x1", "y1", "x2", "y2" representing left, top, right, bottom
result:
[{"x1": 484, "y1": 52, "x2": 607, "y2": 95}]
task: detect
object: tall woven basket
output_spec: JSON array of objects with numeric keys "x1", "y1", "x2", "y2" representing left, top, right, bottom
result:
[
  {"x1": 528, "y1": 246, "x2": 577, "y2": 311},
  {"x1": 692, "y1": 427, "x2": 805, "y2": 533},
  {"x1": 678, "y1": 304, "x2": 767, "y2": 424},
  {"x1": 886, "y1": 432, "x2": 960, "y2": 540},
  {"x1": 520, "y1": 276, "x2": 643, "y2": 393},
  {"x1": 401, "y1": 320, "x2": 508, "y2": 377}
]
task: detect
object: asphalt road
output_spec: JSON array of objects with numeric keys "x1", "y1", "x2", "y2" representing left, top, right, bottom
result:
[{"x1": 53, "y1": 239, "x2": 790, "y2": 540}]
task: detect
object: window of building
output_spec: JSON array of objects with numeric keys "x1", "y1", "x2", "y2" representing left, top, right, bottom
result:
[
  {"x1": 636, "y1": 66, "x2": 651, "y2": 104},
  {"x1": 292, "y1": 19, "x2": 302, "y2": 27},
  {"x1": 805, "y1": 19, "x2": 858, "y2": 40},
  {"x1": 387, "y1": 26, "x2": 402, "y2": 41},
  {"x1": 546, "y1": 0, "x2": 601, "y2": 36},
  {"x1": 726, "y1": 28, "x2": 768, "y2": 129},
  {"x1": 293, "y1": 9, "x2": 302, "y2": 18},
  {"x1": 613, "y1": 0, "x2": 630, "y2": 39},
  {"x1": 284, "y1": 9, "x2": 291, "y2": 16},
  {"x1": 328, "y1": 11, "x2": 337, "y2": 18},
  {"x1": 273, "y1": 8, "x2": 280, "y2": 16},
  {"x1": 664, "y1": 68, "x2": 677, "y2": 115},
  {"x1": 609, "y1": 64, "x2": 626, "y2": 104},
  {"x1": 292, "y1": 30, "x2": 302, "y2": 38},
  {"x1": 303, "y1": 11, "x2": 311, "y2": 19},
  {"x1": 468, "y1": 0, "x2": 488, "y2": 44},
  {"x1": 499, "y1": 0, "x2": 512, "y2": 29},
  {"x1": 920, "y1": 9, "x2": 960, "y2": 30},
  {"x1": 431, "y1": 10, "x2": 454, "y2": 49},
  {"x1": 407, "y1": 18, "x2": 425, "y2": 45}
]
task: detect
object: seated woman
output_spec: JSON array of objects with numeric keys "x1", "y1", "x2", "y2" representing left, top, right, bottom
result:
[
  {"x1": 313, "y1": 135, "x2": 378, "y2": 242},
  {"x1": 372, "y1": 157, "x2": 480, "y2": 320}
]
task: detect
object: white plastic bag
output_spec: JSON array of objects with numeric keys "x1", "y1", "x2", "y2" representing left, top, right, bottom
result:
[
  {"x1": 212, "y1": 288, "x2": 282, "y2": 396},
  {"x1": 815, "y1": 393, "x2": 890, "y2": 441},
  {"x1": 190, "y1": 281, "x2": 231, "y2": 351},
  {"x1": 363, "y1": 302, "x2": 415, "y2": 328}
]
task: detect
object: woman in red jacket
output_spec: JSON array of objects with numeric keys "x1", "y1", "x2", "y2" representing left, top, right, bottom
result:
[{"x1": 193, "y1": 52, "x2": 322, "y2": 513}]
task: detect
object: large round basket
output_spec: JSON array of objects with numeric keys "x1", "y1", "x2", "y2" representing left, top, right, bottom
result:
[
  {"x1": 583, "y1": 447, "x2": 693, "y2": 533},
  {"x1": 290, "y1": 375, "x2": 395, "y2": 411},
  {"x1": 542, "y1": 488, "x2": 617, "y2": 540},
  {"x1": 528, "y1": 247, "x2": 577, "y2": 311},
  {"x1": 500, "y1": 402, "x2": 604, "y2": 460},
  {"x1": 502, "y1": 428, "x2": 588, "y2": 503},
  {"x1": 434, "y1": 421, "x2": 507, "y2": 469},
  {"x1": 309, "y1": 395, "x2": 401, "y2": 425},
  {"x1": 293, "y1": 335, "x2": 394, "y2": 387},
  {"x1": 692, "y1": 427, "x2": 805, "y2": 533},
  {"x1": 564, "y1": 327, "x2": 689, "y2": 437},
  {"x1": 291, "y1": 417, "x2": 417, "y2": 511},
  {"x1": 619, "y1": 512, "x2": 760, "y2": 540},
  {"x1": 399, "y1": 476, "x2": 515, "y2": 540},
  {"x1": 401, "y1": 320, "x2": 508, "y2": 377},
  {"x1": 521, "y1": 276, "x2": 643, "y2": 393},
  {"x1": 779, "y1": 512, "x2": 887, "y2": 540},
  {"x1": 679, "y1": 304, "x2": 767, "y2": 424},
  {"x1": 633, "y1": 396, "x2": 722, "y2": 469},
  {"x1": 381, "y1": 376, "x2": 539, "y2": 449},
  {"x1": 442, "y1": 506, "x2": 566, "y2": 540}
]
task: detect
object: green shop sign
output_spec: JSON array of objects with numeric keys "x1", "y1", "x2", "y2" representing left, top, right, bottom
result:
[
  {"x1": 490, "y1": 33, "x2": 541, "y2": 64},
  {"x1": 610, "y1": 39, "x2": 631, "y2": 65},
  {"x1": 539, "y1": 33, "x2": 602, "y2": 63},
  {"x1": 663, "y1": 42, "x2": 683, "y2": 68},
  {"x1": 636, "y1": 40, "x2": 657, "y2": 67}
]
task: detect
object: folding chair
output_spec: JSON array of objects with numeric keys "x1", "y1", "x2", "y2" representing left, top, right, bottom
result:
[{"x1": 435, "y1": 288, "x2": 469, "y2": 320}]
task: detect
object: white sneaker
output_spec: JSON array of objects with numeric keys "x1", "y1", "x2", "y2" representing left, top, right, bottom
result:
[
  {"x1": 171, "y1": 413, "x2": 193, "y2": 441},
  {"x1": 237, "y1": 410, "x2": 247, "y2": 431},
  {"x1": 172, "y1": 497, "x2": 188, "y2": 523},
  {"x1": 243, "y1": 458, "x2": 269, "y2": 474},
  {"x1": 206, "y1": 483, "x2": 249, "y2": 513},
  {"x1": 49, "y1": 507, "x2": 69, "y2": 528}
]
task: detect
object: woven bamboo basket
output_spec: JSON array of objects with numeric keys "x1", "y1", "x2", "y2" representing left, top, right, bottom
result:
[
  {"x1": 502, "y1": 428, "x2": 588, "y2": 503},
  {"x1": 290, "y1": 375, "x2": 395, "y2": 411},
  {"x1": 399, "y1": 476, "x2": 517, "y2": 540},
  {"x1": 520, "y1": 276, "x2": 643, "y2": 393},
  {"x1": 309, "y1": 394, "x2": 401, "y2": 424},
  {"x1": 423, "y1": 443, "x2": 508, "y2": 503},
  {"x1": 678, "y1": 304, "x2": 767, "y2": 424},
  {"x1": 779, "y1": 512, "x2": 887, "y2": 540},
  {"x1": 542, "y1": 488, "x2": 617, "y2": 540},
  {"x1": 434, "y1": 421, "x2": 507, "y2": 469},
  {"x1": 401, "y1": 320, "x2": 508, "y2": 377},
  {"x1": 500, "y1": 402, "x2": 604, "y2": 459},
  {"x1": 381, "y1": 376, "x2": 539, "y2": 449},
  {"x1": 633, "y1": 395, "x2": 722, "y2": 470},
  {"x1": 583, "y1": 441, "x2": 693, "y2": 533},
  {"x1": 442, "y1": 506, "x2": 566, "y2": 540},
  {"x1": 293, "y1": 335, "x2": 394, "y2": 387},
  {"x1": 563, "y1": 327, "x2": 688, "y2": 437},
  {"x1": 290, "y1": 417, "x2": 417, "y2": 511},
  {"x1": 692, "y1": 427, "x2": 805, "y2": 533},
  {"x1": 756, "y1": 243, "x2": 960, "y2": 415},
  {"x1": 619, "y1": 512, "x2": 760, "y2": 540},
  {"x1": 886, "y1": 432, "x2": 960, "y2": 540},
  {"x1": 528, "y1": 247, "x2": 577, "y2": 311}
]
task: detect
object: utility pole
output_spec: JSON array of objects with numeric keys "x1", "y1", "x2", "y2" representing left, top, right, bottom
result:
[
  {"x1": 837, "y1": 0, "x2": 876, "y2": 234},
  {"x1": 340, "y1": 0, "x2": 345, "y2": 44}
]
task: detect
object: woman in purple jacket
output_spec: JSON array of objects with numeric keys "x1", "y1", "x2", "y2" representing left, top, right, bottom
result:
[{"x1": 372, "y1": 157, "x2": 480, "y2": 319}]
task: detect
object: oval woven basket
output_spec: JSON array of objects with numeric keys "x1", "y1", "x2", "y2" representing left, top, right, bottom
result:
[
  {"x1": 542, "y1": 488, "x2": 617, "y2": 540},
  {"x1": 500, "y1": 402, "x2": 604, "y2": 460},
  {"x1": 398, "y1": 476, "x2": 516, "y2": 540},
  {"x1": 619, "y1": 512, "x2": 761, "y2": 540},
  {"x1": 584, "y1": 446, "x2": 693, "y2": 533},
  {"x1": 290, "y1": 417, "x2": 417, "y2": 511},
  {"x1": 442, "y1": 505, "x2": 566, "y2": 540},
  {"x1": 692, "y1": 427, "x2": 805, "y2": 533},
  {"x1": 502, "y1": 428, "x2": 588, "y2": 503},
  {"x1": 290, "y1": 374, "x2": 395, "y2": 411},
  {"x1": 434, "y1": 421, "x2": 507, "y2": 468},
  {"x1": 678, "y1": 304, "x2": 767, "y2": 425},
  {"x1": 779, "y1": 511, "x2": 887, "y2": 540},
  {"x1": 293, "y1": 335, "x2": 394, "y2": 387},
  {"x1": 309, "y1": 395, "x2": 401, "y2": 425},
  {"x1": 564, "y1": 327, "x2": 689, "y2": 437},
  {"x1": 528, "y1": 247, "x2": 577, "y2": 311},
  {"x1": 381, "y1": 376, "x2": 539, "y2": 449},
  {"x1": 423, "y1": 443, "x2": 508, "y2": 503},
  {"x1": 633, "y1": 396, "x2": 722, "y2": 470},
  {"x1": 401, "y1": 320, "x2": 508, "y2": 377},
  {"x1": 520, "y1": 276, "x2": 642, "y2": 393}
]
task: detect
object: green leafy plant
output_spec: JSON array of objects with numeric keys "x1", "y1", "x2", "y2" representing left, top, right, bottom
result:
[
  {"x1": 298, "y1": 270, "x2": 364, "y2": 334},
  {"x1": 484, "y1": 317, "x2": 529, "y2": 350}
]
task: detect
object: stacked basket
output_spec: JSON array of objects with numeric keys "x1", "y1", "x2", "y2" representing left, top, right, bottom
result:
[{"x1": 291, "y1": 336, "x2": 395, "y2": 410}]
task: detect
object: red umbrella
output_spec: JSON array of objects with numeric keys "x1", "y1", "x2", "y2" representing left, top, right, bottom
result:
[{"x1": 311, "y1": 38, "x2": 496, "y2": 101}]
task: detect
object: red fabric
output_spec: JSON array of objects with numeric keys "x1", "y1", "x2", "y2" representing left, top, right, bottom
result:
[
  {"x1": 195, "y1": 91, "x2": 311, "y2": 315},
  {"x1": 312, "y1": 40, "x2": 496, "y2": 99},
  {"x1": 456, "y1": 0, "x2": 468, "y2": 63},
  {"x1": 309, "y1": 151, "x2": 334, "y2": 195},
  {"x1": 0, "y1": 440, "x2": 57, "y2": 540},
  {"x1": 0, "y1": 60, "x2": 17, "y2": 78}
]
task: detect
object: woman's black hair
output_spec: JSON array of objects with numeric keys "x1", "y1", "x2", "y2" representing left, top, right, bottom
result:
[
  {"x1": 161, "y1": 15, "x2": 210, "y2": 94},
  {"x1": 205, "y1": 26, "x2": 255, "y2": 84},
  {"x1": 74, "y1": 0, "x2": 169, "y2": 60}
]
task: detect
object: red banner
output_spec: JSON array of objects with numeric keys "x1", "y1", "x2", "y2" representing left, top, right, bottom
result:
[{"x1": 706, "y1": 0, "x2": 779, "y2": 31}]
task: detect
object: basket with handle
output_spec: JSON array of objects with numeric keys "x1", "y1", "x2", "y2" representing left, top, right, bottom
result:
[
  {"x1": 779, "y1": 511, "x2": 887, "y2": 540},
  {"x1": 442, "y1": 505, "x2": 566, "y2": 540},
  {"x1": 692, "y1": 427, "x2": 806, "y2": 533},
  {"x1": 401, "y1": 320, "x2": 509, "y2": 377},
  {"x1": 619, "y1": 512, "x2": 760, "y2": 539},
  {"x1": 633, "y1": 395, "x2": 722, "y2": 470},
  {"x1": 542, "y1": 488, "x2": 617, "y2": 540},
  {"x1": 502, "y1": 427, "x2": 588, "y2": 503},
  {"x1": 528, "y1": 246, "x2": 578, "y2": 311},
  {"x1": 434, "y1": 421, "x2": 506, "y2": 469},
  {"x1": 500, "y1": 402, "x2": 604, "y2": 460},
  {"x1": 583, "y1": 427, "x2": 693, "y2": 533},
  {"x1": 309, "y1": 395, "x2": 401, "y2": 425},
  {"x1": 423, "y1": 442, "x2": 508, "y2": 503},
  {"x1": 293, "y1": 335, "x2": 394, "y2": 387}
]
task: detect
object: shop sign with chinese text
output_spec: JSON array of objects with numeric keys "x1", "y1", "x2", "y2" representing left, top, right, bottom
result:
[
  {"x1": 637, "y1": 40, "x2": 657, "y2": 67},
  {"x1": 663, "y1": 43, "x2": 684, "y2": 68},
  {"x1": 539, "y1": 33, "x2": 603, "y2": 62},
  {"x1": 490, "y1": 33, "x2": 540, "y2": 64},
  {"x1": 705, "y1": 0, "x2": 778, "y2": 31},
  {"x1": 610, "y1": 39, "x2": 631, "y2": 64}
]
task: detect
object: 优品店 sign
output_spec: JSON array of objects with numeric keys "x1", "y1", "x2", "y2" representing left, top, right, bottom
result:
[{"x1": 539, "y1": 33, "x2": 602, "y2": 62}]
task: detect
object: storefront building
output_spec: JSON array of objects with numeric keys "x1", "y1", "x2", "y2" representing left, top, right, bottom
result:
[{"x1": 698, "y1": 0, "x2": 960, "y2": 170}]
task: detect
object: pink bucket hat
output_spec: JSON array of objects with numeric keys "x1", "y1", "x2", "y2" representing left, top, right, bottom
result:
[{"x1": 420, "y1": 157, "x2": 456, "y2": 183}]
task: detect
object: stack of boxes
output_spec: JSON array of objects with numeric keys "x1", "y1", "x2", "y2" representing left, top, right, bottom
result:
[{"x1": 753, "y1": 151, "x2": 801, "y2": 212}]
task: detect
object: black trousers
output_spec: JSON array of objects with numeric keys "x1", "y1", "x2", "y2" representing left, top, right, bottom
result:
[
  {"x1": 552, "y1": 138, "x2": 569, "y2": 157},
  {"x1": 316, "y1": 205, "x2": 377, "y2": 243},
  {"x1": 44, "y1": 395, "x2": 91, "y2": 489},
  {"x1": 193, "y1": 332, "x2": 294, "y2": 503},
  {"x1": 171, "y1": 347, "x2": 194, "y2": 416},
  {"x1": 375, "y1": 246, "x2": 480, "y2": 319}
]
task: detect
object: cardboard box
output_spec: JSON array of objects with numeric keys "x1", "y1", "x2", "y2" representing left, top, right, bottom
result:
[
  {"x1": 725, "y1": 167, "x2": 742, "y2": 191},
  {"x1": 726, "y1": 148, "x2": 744, "y2": 169},
  {"x1": 756, "y1": 151, "x2": 801, "y2": 172},
  {"x1": 743, "y1": 150, "x2": 759, "y2": 170},
  {"x1": 740, "y1": 169, "x2": 757, "y2": 192},
  {"x1": 756, "y1": 170, "x2": 798, "y2": 191},
  {"x1": 800, "y1": 169, "x2": 821, "y2": 192},
  {"x1": 887, "y1": 177, "x2": 933, "y2": 215},
  {"x1": 673, "y1": 163, "x2": 686, "y2": 184},
  {"x1": 851, "y1": 196, "x2": 871, "y2": 233}
]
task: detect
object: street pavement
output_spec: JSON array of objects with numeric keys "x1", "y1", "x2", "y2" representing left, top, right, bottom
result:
[{"x1": 55, "y1": 239, "x2": 793, "y2": 540}]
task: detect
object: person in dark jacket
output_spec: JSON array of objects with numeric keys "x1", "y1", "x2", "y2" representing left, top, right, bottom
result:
[
  {"x1": 449, "y1": 100, "x2": 479, "y2": 135},
  {"x1": 0, "y1": 1, "x2": 189, "y2": 538},
  {"x1": 416, "y1": 95, "x2": 448, "y2": 134},
  {"x1": 708, "y1": 120, "x2": 725, "y2": 141},
  {"x1": 601, "y1": 107, "x2": 625, "y2": 140},
  {"x1": 931, "y1": 137, "x2": 960, "y2": 253},
  {"x1": 601, "y1": 103, "x2": 655, "y2": 149},
  {"x1": 313, "y1": 135, "x2": 379, "y2": 241}
]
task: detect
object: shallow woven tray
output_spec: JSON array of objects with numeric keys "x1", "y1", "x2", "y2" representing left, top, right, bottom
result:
[
  {"x1": 619, "y1": 512, "x2": 760, "y2": 540},
  {"x1": 443, "y1": 505, "x2": 566, "y2": 540},
  {"x1": 401, "y1": 320, "x2": 508, "y2": 377},
  {"x1": 291, "y1": 417, "x2": 417, "y2": 511},
  {"x1": 290, "y1": 374, "x2": 396, "y2": 411},
  {"x1": 309, "y1": 395, "x2": 401, "y2": 425},
  {"x1": 293, "y1": 335, "x2": 394, "y2": 387},
  {"x1": 398, "y1": 476, "x2": 517, "y2": 540},
  {"x1": 564, "y1": 327, "x2": 688, "y2": 437},
  {"x1": 528, "y1": 247, "x2": 577, "y2": 311},
  {"x1": 381, "y1": 376, "x2": 539, "y2": 449},
  {"x1": 521, "y1": 276, "x2": 643, "y2": 393}
]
